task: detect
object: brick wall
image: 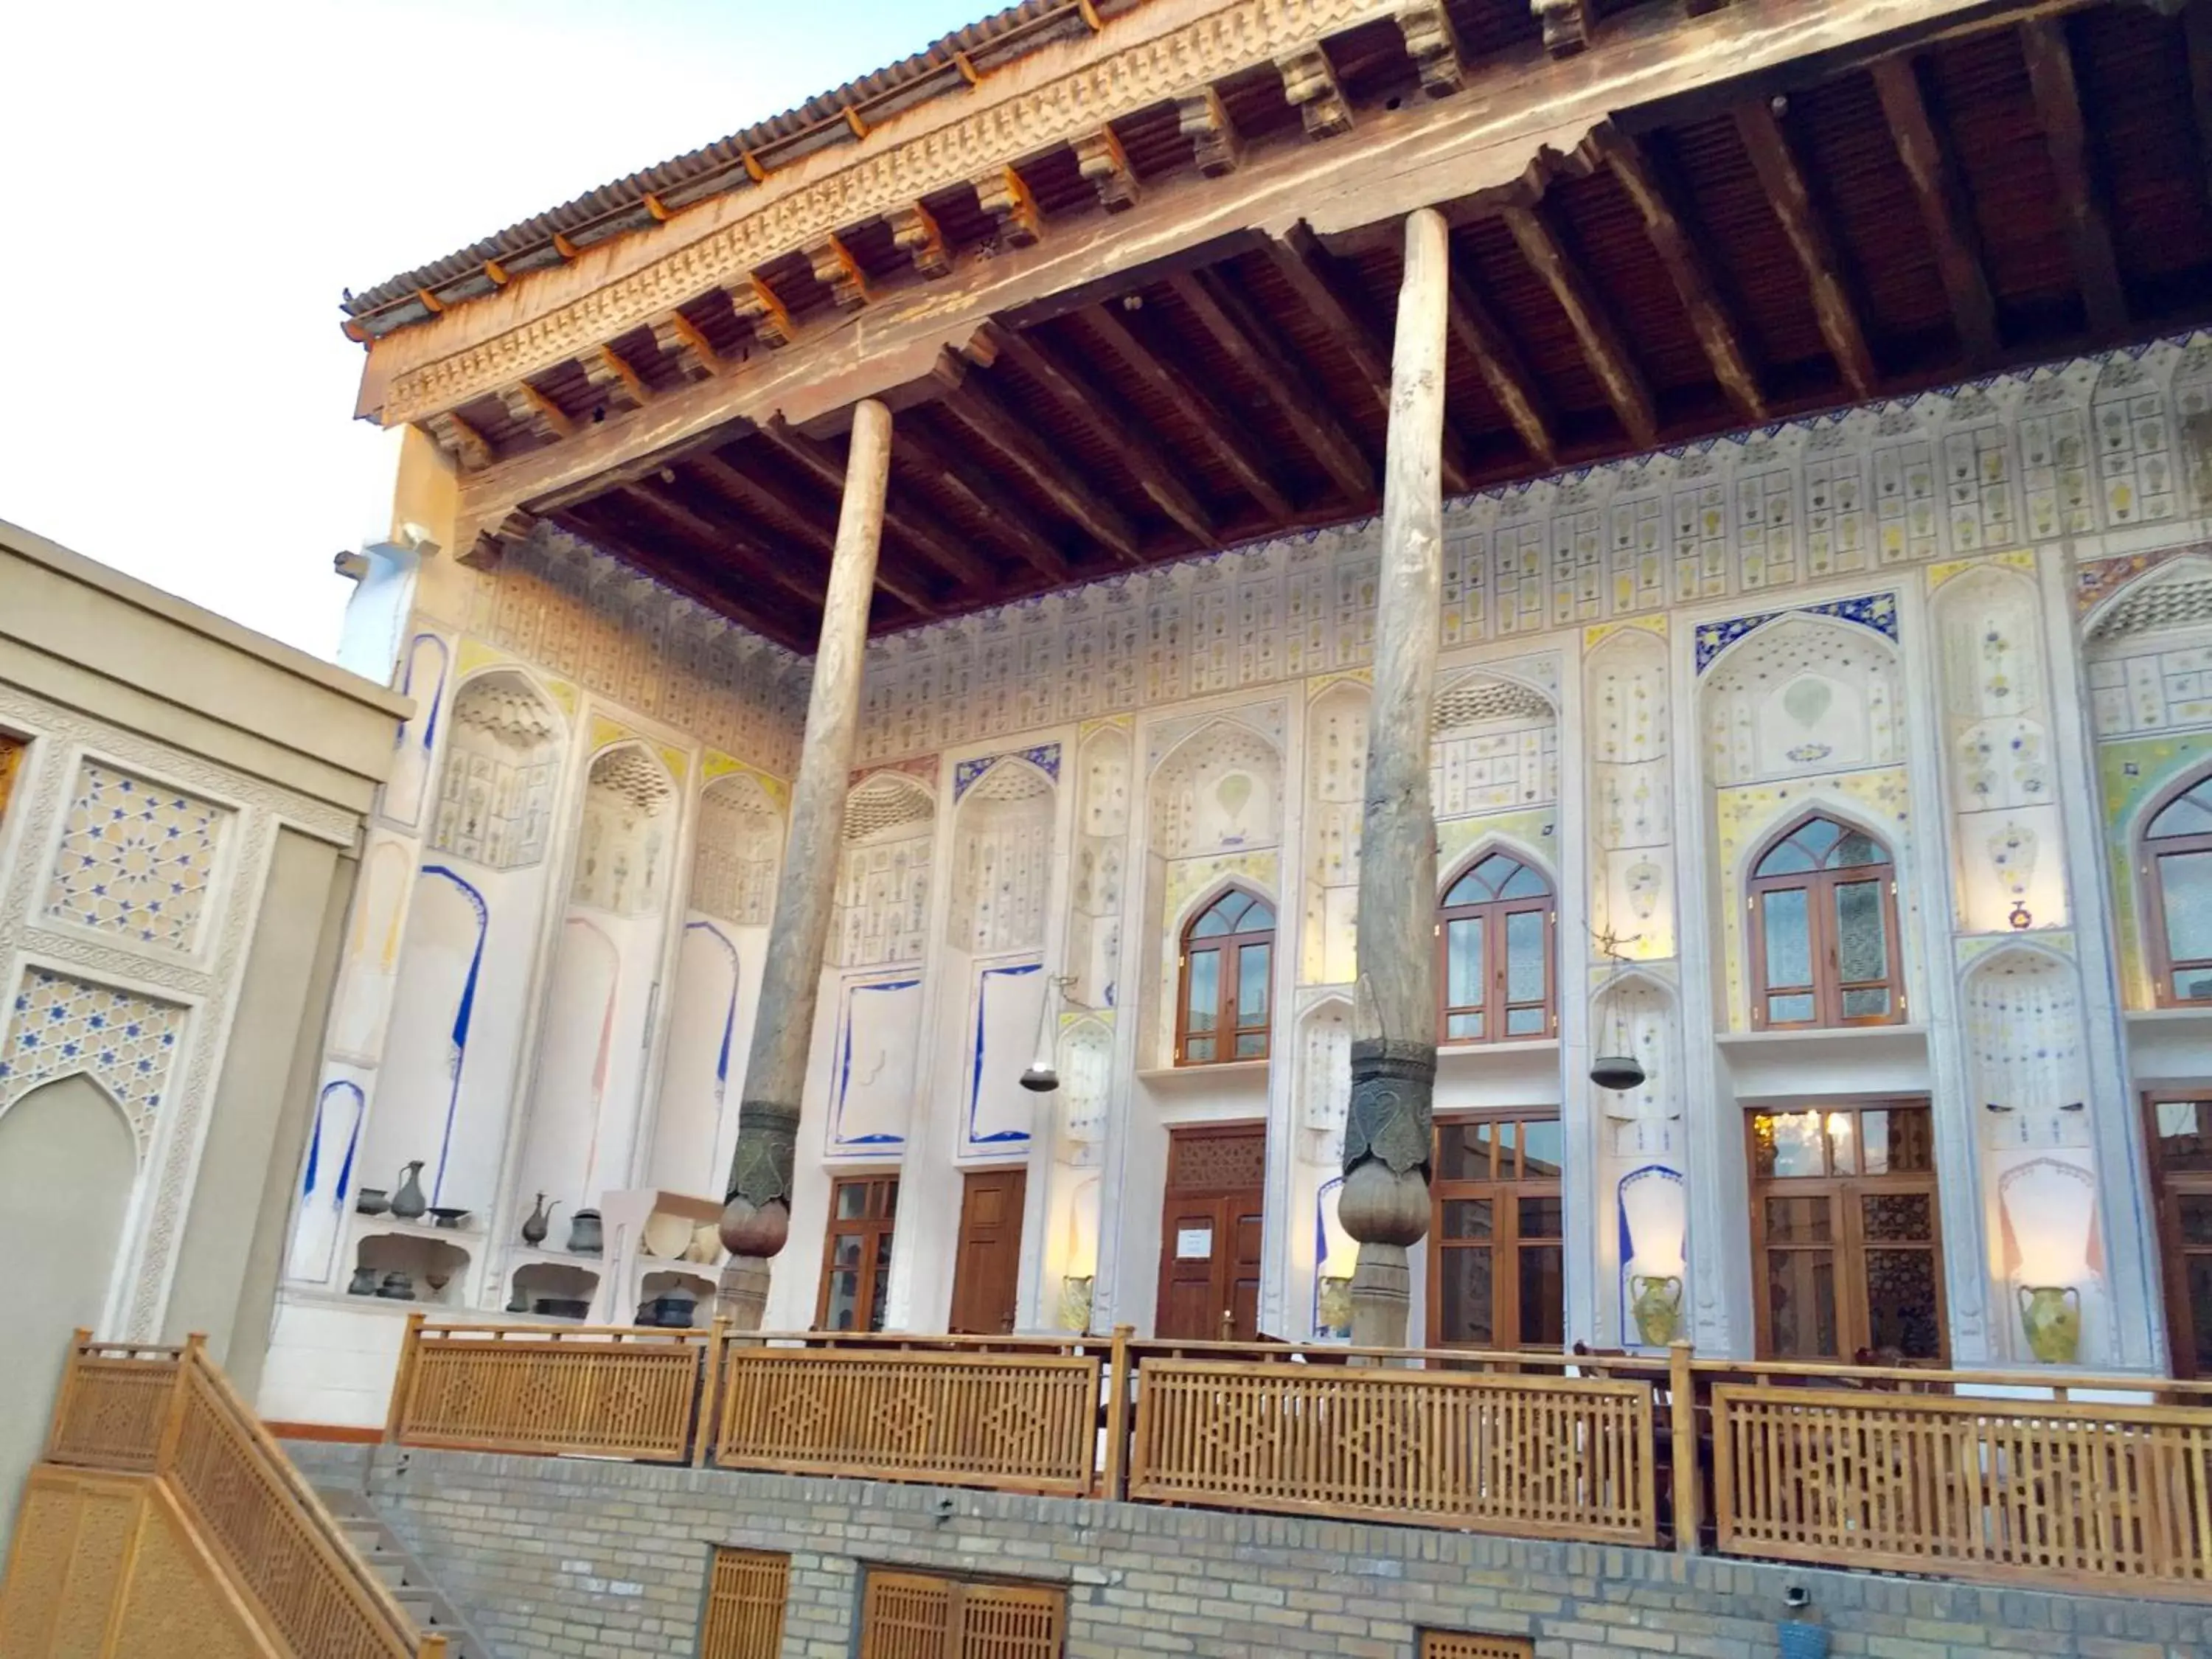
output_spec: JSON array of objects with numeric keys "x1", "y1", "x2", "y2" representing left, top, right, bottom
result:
[{"x1": 286, "y1": 1442, "x2": 2208, "y2": 1659}]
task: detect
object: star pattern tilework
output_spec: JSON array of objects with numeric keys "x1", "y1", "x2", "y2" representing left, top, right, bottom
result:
[
  {"x1": 0, "y1": 967, "x2": 187, "y2": 1131},
  {"x1": 44, "y1": 760, "x2": 227, "y2": 949}
]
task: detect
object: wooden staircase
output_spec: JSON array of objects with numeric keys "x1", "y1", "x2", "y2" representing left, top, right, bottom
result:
[{"x1": 317, "y1": 1484, "x2": 490, "y2": 1659}]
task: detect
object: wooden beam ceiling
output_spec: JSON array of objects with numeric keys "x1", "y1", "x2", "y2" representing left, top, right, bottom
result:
[
  {"x1": 1498, "y1": 198, "x2": 1658, "y2": 448},
  {"x1": 1871, "y1": 53, "x2": 2000, "y2": 369},
  {"x1": 1733, "y1": 97, "x2": 1878, "y2": 399},
  {"x1": 2019, "y1": 14, "x2": 2128, "y2": 337}
]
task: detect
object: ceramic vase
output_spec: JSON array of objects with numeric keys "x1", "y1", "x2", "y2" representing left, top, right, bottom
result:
[
  {"x1": 390, "y1": 1161, "x2": 428, "y2": 1220},
  {"x1": 1630, "y1": 1274, "x2": 1683, "y2": 1347},
  {"x1": 2018, "y1": 1284, "x2": 2082, "y2": 1364}
]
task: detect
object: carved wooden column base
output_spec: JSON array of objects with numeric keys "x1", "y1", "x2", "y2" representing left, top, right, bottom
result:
[
  {"x1": 714, "y1": 1255, "x2": 772, "y2": 1330},
  {"x1": 1349, "y1": 1243, "x2": 1412, "y2": 1351}
]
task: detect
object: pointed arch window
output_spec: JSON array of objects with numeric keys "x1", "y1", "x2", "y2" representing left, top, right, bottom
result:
[
  {"x1": 1177, "y1": 888, "x2": 1274, "y2": 1066},
  {"x1": 1439, "y1": 852, "x2": 1555, "y2": 1043},
  {"x1": 2145, "y1": 771, "x2": 2212, "y2": 1005},
  {"x1": 1749, "y1": 815, "x2": 1903, "y2": 1030}
]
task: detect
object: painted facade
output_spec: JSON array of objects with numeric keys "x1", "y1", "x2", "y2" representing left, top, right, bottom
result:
[{"x1": 268, "y1": 335, "x2": 2212, "y2": 1422}]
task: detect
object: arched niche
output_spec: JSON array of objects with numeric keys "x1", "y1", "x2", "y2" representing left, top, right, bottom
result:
[
  {"x1": 1295, "y1": 997, "x2": 1352, "y2": 1165},
  {"x1": 362, "y1": 865, "x2": 487, "y2": 1207},
  {"x1": 948, "y1": 757, "x2": 1055, "y2": 955},
  {"x1": 518, "y1": 914, "x2": 625, "y2": 1209},
  {"x1": 428, "y1": 670, "x2": 564, "y2": 870},
  {"x1": 833, "y1": 772, "x2": 936, "y2": 970},
  {"x1": 647, "y1": 919, "x2": 742, "y2": 1193},
  {"x1": 1584, "y1": 630, "x2": 1673, "y2": 958},
  {"x1": 1055, "y1": 1016, "x2": 1113, "y2": 1170},
  {"x1": 0, "y1": 1073, "x2": 138, "y2": 1515},
  {"x1": 1932, "y1": 566, "x2": 2063, "y2": 931},
  {"x1": 1066, "y1": 726, "x2": 1130, "y2": 1011},
  {"x1": 1615, "y1": 1164, "x2": 1688, "y2": 1351},
  {"x1": 1430, "y1": 670, "x2": 1557, "y2": 819},
  {"x1": 1964, "y1": 945, "x2": 2093, "y2": 1150},
  {"x1": 1590, "y1": 970, "x2": 1680, "y2": 1159},
  {"x1": 381, "y1": 633, "x2": 448, "y2": 831},
  {"x1": 571, "y1": 743, "x2": 676, "y2": 917},
  {"x1": 1304, "y1": 683, "x2": 1368, "y2": 985},
  {"x1": 1148, "y1": 718, "x2": 1282, "y2": 858},
  {"x1": 1702, "y1": 614, "x2": 1902, "y2": 787},
  {"x1": 689, "y1": 771, "x2": 782, "y2": 928},
  {"x1": 288, "y1": 1077, "x2": 366, "y2": 1282},
  {"x1": 329, "y1": 837, "x2": 412, "y2": 1065}
]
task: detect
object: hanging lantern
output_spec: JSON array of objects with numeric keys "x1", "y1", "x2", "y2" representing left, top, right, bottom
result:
[
  {"x1": 1589, "y1": 925, "x2": 1646, "y2": 1091},
  {"x1": 1020, "y1": 974, "x2": 1065, "y2": 1092}
]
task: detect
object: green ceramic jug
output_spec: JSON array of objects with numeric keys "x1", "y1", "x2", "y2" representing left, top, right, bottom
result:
[
  {"x1": 2017, "y1": 1284, "x2": 2081, "y2": 1364},
  {"x1": 1630, "y1": 1273, "x2": 1683, "y2": 1347}
]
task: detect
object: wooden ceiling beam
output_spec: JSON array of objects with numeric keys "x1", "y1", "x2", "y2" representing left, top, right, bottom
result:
[
  {"x1": 753, "y1": 415, "x2": 995, "y2": 590},
  {"x1": 583, "y1": 343, "x2": 655, "y2": 410},
  {"x1": 2019, "y1": 16, "x2": 2127, "y2": 336},
  {"x1": 1443, "y1": 260, "x2": 1557, "y2": 470},
  {"x1": 1270, "y1": 225, "x2": 1475, "y2": 492},
  {"x1": 1871, "y1": 55, "x2": 2000, "y2": 368},
  {"x1": 1178, "y1": 88, "x2": 1243, "y2": 178},
  {"x1": 1075, "y1": 128, "x2": 1141, "y2": 215},
  {"x1": 551, "y1": 502, "x2": 815, "y2": 654},
  {"x1": 930, "y1": 349, "x2": 1144, "y2": 565},
  {"x1": 1397, "y1": 4, "x2": 1467, "y2": 100},
  {"x1": 1732, "y1": 99, "x2": 1877, "y2": 399},
  {"x1": 423, "y1": 409, "x2": 493, "y2": 472},
  {"x1": 1533, "y1": 0, "x2": 1593, "y2": 59},
  {"x1": 1082, "y1": 300, "x2": 1294, "y2": 521},
  {"x1": 1276, "y1": 46, "x2": 1352, "y2": 139},
  {"x1": 1166, "y1": 270, "x2": 1376, "y2": 507},
  {"x1": 1500, "y1": 199, "x2": 1658, "y2": 448},
  {"x1": 1593, "y1": 126, "x2": 1767, "y2": 423},
  {"x1": 888, "y1": 203, "x2": 954, "y2": 279},
  {"x1": 498, "y1": 381, "x2": 577, "y2": 442},
  {"x1": 686, "y1": 451, "x2": 942, "y2": 618},
  {"x1": 978, "y1": 321, "x2": 1218, "y2": 548},
  {"x1": 891, "y1": 414, "x2": 1075, "y2": 583},
  {"x1": 616, "y1": 481, "x2": 826, "y2": 609}
]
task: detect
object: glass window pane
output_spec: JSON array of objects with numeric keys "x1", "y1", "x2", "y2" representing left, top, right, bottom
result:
[
  {"x1": 1446, "y1": 917, "x2": 1484, "y2": 1012},
  {"x1": 1502, "y1": 863, "x2": 1548, "y2": 900},
  {"x1": 1518, "y1": 1245, "x2": 1565, "y2": 1346},
  {"x1": 1832, "y1": 830, "x2": 1888, "y2": 869},
  {"x1": 1754, "y1": 1110, "x2": 1826, "y2": 1178},
  {"x1": 824, "y1": 1270, "x2": 860, "y2": 1332},
  {"x1": 1447, "y1": 1011, "x2": 1484, "y2": 1040},
  {"x1": 1234, "y1": 1032, "x2": 1267, "y2": 1059},
  {"x1": 1862, "y1": 1192, "x2": 1933, "y2": 1243},
  {"x1": 1863, "y1": 1249, "x2": 1940, "y2": 1358},
  {"x1": 1185, "y1": 948, "x2": 1220, "y2": 1032},
  {"x1": 1185, "y1": 1037, "x2": 1215, "y2": 1062},
  {"x1": 835, "y1": 1183, "x2": 868, "y2": 1220},
  {"x1": 1441, "y1": 1198, "x2": 1492, "y2": 1239},
  {"x1": 1444, "y1": 867, "x2": 1483, "y2": 905},
  {"x1": 1756, "y1": 839, "x2": 1816, "y2": 877},
  {"x1": 2180, "y1": 1194, "x2": 2212, "y2": 1248},
  {"x1": 833, "y1": 1233, "x2": 863, "y2": 1267},
  {"x1": 1438, "y1": 1124, "x2": 1492, "y2": 1181},
  {"x1": 1881, "y1": 1108, "x2": 1933, "y2": 1174},
  {"x1": 2160, "y1": 850, "x2": 2212, "y2": 964},
  {"x1": 1767, "y1": 992, "x2": 1818, "y2": 1023},
  {"x1": 2188, "y1": 1256, "x2": 2212, "y2": 1375},
  {"x1": 1506, "y1": 910, "x2": 1545, "y2": 1003},
  {"x1": 869, "y1": 1237, "x2": 893, "y2": 1332},
  {"x1": 1475, "y1": 855, "x2": 1514, "y2": 894},
  {"x1": 880, "y1": 1180, "x2": 900, "y2": 1219},
  {"x1": 1766, "y1": 1250, "x2": 1840, "y2": 1359},
  {"x1": 1520, "y1": 1119, "x2": 1562, "y2": 1179},
  {"x1": 1764, "y1": 1195, "x2": 1834, "y2": 1243},
  {"x1": 1506, "y1": 1006, "x2": 1545, "y2": 1036},
  {"x1": 1760, "y1": 888, "x2": 1812, "y2": 988},
  {"x1": 1518, "y1": 1195, "x2": 1564, "y2": 1238},
  {"x1": 2156, "y1": 1101, "x2": 2212, "y2": 1172},
  {"x1": 2150, "y1": 787, "x2": 2212, "y2": 839},
  {"x1": 1825, "y1": 1111, "x2": 1858, "y2": 1176},
  {"x1": 1437, "y1": 1247, "x2": 1495, "y2": 1346},
  {"x1": 1841, "y1": 987, "x2": 1893, "y2": 1019},
  {"x1": 1835, "y1": 880, "x2": 1890, "y2": 984},
  {"x1": 1237, "y1": 943, "x2": 1270, "y2": 1023},
  {"x1": 1192, "y1": 904, "x2": 1229, "y2": 938},
  {"x1": 1244, "y1": 899, "x2": 1276, "y2": 931},
  {"x1": 1798, "y1": 818, "x2": 1842, "y2": 860}
]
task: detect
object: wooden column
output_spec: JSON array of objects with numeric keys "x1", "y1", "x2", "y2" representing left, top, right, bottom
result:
[
  {"x1": 1339, "y1": 209, "x2": 1450, "y2": 1351},
  {"x1": 717, "y1": 398, "x2": 891, "y2": 1328}
]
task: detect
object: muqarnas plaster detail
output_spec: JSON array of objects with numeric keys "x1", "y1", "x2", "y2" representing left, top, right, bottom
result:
[
  {"x1": 45, "y1": 759, "x2": 229, "y2": 951},
  {"x1": 834, "y1": 773, "x2": 936, "y2": 970},
  {"x1": 430, "y1": 672, "x2": 563, "y2": 870},
  {"x1": 690, "y1": 771, "x2": 782, "y2": 928}
]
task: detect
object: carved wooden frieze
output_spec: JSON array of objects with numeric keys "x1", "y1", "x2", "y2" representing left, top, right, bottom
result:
[
  {"x1": 728, "y1": 276, "x2": 796, "y2": 350},
  {"x1": 806, "y1": 232, "x2": 873, "y2": 310}
]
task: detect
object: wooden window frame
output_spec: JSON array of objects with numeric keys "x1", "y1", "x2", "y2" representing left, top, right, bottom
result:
[
  {"x1": 1175, "y1": 886, "x2": 1274, "y2": 1067},
  {"x1": 859, "y1": 1568, "x2": 1066, "y2": 1656},
  {"x1": 1436, "y1": 852, "x2": 1557, "y2": 1046},
  {"x1": 2144, "y1": 1091, "x2": 2212, "y2": 1379},
  {"x1": 815, "y1": 1174, "x2": 899, "y2": 1333},
  {"x1": 699, "y1": 1547, "x2": 789, "y2": 1659},
  {"x1": 1746, "y1": 814, "x2": 1905, "y2": 1032},
  {"x1": 2141, "y1": 768, "x2": 2212, "y2": 1006},
  {"x1": 1745, "y1": 1099, "x2": 1947, "y2": 1365},
  {"x1": 1426, "y1": 1110, "x2": 1565, "y2": 1353}
]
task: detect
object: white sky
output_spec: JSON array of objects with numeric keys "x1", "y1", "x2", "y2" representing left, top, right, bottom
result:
[{"x1": 0, "y1": 0, "x2": 986, "y2": 660}]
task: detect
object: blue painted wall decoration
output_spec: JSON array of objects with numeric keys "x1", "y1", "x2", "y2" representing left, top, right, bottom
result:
[{"x1": 1695, "y1": 591, "x2": 1899, "y2": 673}]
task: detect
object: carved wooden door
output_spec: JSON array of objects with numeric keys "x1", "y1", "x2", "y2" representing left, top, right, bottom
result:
[
  {"x1": 858, "y1": 1570, "x2": 1065, "y2": 1658},
  {"x1": 949, "y1": 1166, "x2": 1027, "y2": 1335},
  {"x1": 1155, "y1": 1123, "x2": 1265, "y2": 1342}
]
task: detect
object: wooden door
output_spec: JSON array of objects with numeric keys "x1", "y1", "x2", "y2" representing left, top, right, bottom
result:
[
  {"x1": 1429, "y1": 1113, "x2": 1565, "y2": 1351},
  {"x1": 858, "y1": 1570, "x2": 1065, "y2": 1658},
  {"x1": 2147, "y1": 1095, "x2": 2212, "y2": 1377},
  {"x1": 815, "y1": 1175, "x2": 899, "y2": 1332},
  {"x1": 949, "y1": 1166, "x2": 1027, "y2": 1335},
  {"x1": 1155, "y1": 1124, "x2": 1265, "y2": 1341}
]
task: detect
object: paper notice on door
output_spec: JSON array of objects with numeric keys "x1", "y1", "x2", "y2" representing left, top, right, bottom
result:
[{"x1": 1175, "y1": 1225, "x2": 1214, "y2": 1259}]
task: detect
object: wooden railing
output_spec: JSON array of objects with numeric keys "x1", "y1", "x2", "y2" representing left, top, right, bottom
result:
[
  {"x1": 1124, "y1": 1343, "x2": 1657, "y2": 1543},
  {"x1": 1709, "y1": 1373, "x2": 2212, "y2": 1596},
  {"x1": 42, "y1": 1338, "x2": 181, "y2": 1472},
  {"x1": 714, "y1": 1338, "x2": 1103, "y2": 1495},
  {"x1": 389, "y1": 1315, "x2": 709, "y2": 1462},
  {"x1": 378, "y1": 1318, "x2": 2212, "y2": 1599},
  {"x1": 10, "y1": 1330, "x2": 442, "y2": 1657}
]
